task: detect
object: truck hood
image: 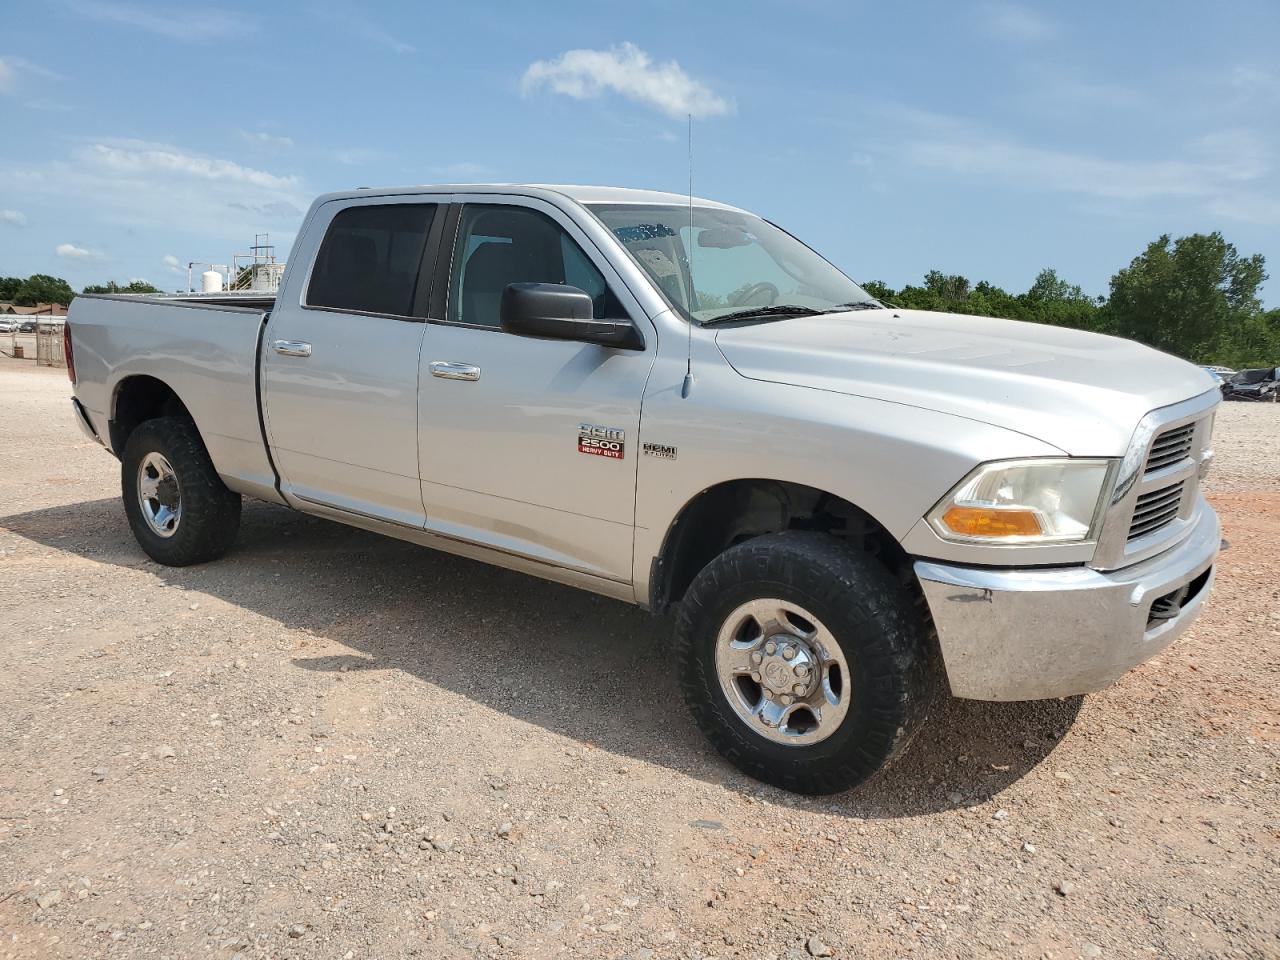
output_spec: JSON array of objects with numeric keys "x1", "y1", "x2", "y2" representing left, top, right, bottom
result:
[{"x1": 714, "y1": 309, "x2": 1219, "y2": 456}]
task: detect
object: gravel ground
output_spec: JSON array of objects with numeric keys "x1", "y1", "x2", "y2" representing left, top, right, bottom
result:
[{"x1": 1, "y1": 357, "x2": 1277, "y2": 960}]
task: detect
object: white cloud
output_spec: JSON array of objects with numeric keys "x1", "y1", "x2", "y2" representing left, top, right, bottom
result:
[
  {"x1": 1, "y1": 209, "x2": 27, "y2": 226},
  {"x1": 162, "y1": 254, "x2": 184, "y2": 275},
  {"x1": 0, "y1": 55, "x2": 64, "y2": 105},
  {"x1": 56, "y1": 242, "x2": 100, "y2": 259},
  {"x1": 311, "y1": 6, "x2": 413, "y2": 54},
  {"x1": 87, "y1": 141, "x2": 298, "y2": 191},
  {"x1": 66, "y1": 0, "x2": 244, "y2": 41},
  {"x1": 331, "y1": 147, "x2": 380, "y2": 166},
  {"x1": 522, "y1": 42, "x2": 732, "y2": 119},
  {"x1": 238, "y1": 129, "x2": 293, "y2": 149},
  {"x1": 882, "y1": 108, "x2": 1279, "y2": 223},
  {"x1": 228, "y1": 199, "x2": 304, "y2": 218},
  {"x1": 0, "y1": 139, "x2": 309, "y2": 254},
  {"x1": 981, "y1": 3, "x2": 1056, "y2": 41},
  {"x1": 1228, "y1": 66, "x2": 1280, "y2": 104},
  {"x1": 431, "y1": 161, "x2": 490, "y2": 179}
]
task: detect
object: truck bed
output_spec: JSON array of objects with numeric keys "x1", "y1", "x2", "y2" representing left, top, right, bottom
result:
[{"x1": 68, "y1": 293, "x2": 281, "y2": 503}]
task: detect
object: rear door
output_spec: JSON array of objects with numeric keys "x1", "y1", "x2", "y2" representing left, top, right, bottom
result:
[
  {"x1": 416, "y1": 196, "x2": 656, "y2": 583},
  {"x1": 262, "y1": 195, "x2": 447, "y2": 526}
]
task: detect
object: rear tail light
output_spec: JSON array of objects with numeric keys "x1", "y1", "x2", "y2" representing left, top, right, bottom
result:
[{"x1": 64, "y1": 319, "x2": 76, "y2": 384}]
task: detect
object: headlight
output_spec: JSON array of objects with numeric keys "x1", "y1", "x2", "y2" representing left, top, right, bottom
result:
[{"x1": 928, "y1": 458, "x2": 1114, "y2": 544}]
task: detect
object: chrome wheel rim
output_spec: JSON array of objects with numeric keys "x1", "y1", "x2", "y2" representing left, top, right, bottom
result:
[
  {"x1": 137, "y1": 452, "x2": 181, "y2": 538},
  {"x1": 714, "y1": 598, "x2": 851, "y2": 747}
]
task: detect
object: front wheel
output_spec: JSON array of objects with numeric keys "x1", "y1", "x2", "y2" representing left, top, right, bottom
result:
[
  {"x1": 674, "y1": 532, "x2": 936, "y2": 794},
  {"x1": 121, "y1": 417, "x2": 241, "y2": 566}
]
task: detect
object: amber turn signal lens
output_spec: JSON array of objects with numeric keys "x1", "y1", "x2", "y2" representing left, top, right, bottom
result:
[{"x1": 940, "y1": 506, "x2": 1043, "y2": 539}]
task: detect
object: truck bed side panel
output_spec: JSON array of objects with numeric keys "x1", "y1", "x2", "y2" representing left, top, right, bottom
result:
[{"x1": 69, "y1": 296, "x2": 281, "y2": 503}]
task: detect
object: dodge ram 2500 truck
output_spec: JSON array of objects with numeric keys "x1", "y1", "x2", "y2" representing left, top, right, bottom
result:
[{"x1": 66, "y1": 184, "x2": 1221, "y2": 794}]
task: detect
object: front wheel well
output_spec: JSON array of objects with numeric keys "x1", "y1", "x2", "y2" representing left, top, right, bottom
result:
[
  {"x1": 649, "y1": 479, "x2": 913, "y2": 615},
  {"x1": 109, "y1": 375, "x2": 191, "y2": 455}
]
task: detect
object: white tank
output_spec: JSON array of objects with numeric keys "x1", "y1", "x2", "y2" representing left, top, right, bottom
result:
[
  {"x1": 201, "y1": 269, "x2": 224, "y2": 293},
  {"x1": 250, "y1": 262, "x2": 285, "y2": 292}
]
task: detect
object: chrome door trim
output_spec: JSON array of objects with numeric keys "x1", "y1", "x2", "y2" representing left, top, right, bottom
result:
[{"x1": 429, "y1": 360, "x2": 481, "y2": 381}]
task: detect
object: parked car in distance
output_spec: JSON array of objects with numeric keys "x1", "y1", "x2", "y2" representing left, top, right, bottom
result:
[
  {"x1": 66, "y1": 183, "x2": 1222, "y2": 794},
  {"x1": 1222, "y1": 367, "x2": 1279, "y2": 402},
  {"x1": 17, "y1": 320, "x2": 38, "y2": 333},
  {"x1": 0, "y1": 319, "x2": 18, "y2": 333}
]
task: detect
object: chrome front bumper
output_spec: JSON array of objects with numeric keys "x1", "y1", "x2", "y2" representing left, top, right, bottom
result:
[{"x1": 915, "y1": 503, "x2": 1219, "y2": 701}]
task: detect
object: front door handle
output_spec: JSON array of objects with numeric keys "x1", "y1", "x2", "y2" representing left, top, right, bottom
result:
[
  {"x1": 272, "y1": 339, "x2": 312, "y2": 358},
  {"x1": 429, "y1": 361, "x2": 481, "y2": 382}
]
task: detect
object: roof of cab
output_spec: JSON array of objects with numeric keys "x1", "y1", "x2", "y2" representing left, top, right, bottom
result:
[{"x1": 309, "y1": 183, "x2": 746, "y2": 212}]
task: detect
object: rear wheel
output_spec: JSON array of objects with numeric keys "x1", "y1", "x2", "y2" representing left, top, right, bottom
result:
[
  {"x1": 674, "y1": 532, "x2": 936, "y2": 794},
  {"x1": 121, "y1": 417, "x2": 241, "y2": 566}
]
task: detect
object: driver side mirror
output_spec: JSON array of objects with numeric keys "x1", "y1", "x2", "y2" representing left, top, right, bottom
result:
[{"x1": 500, "y1": 282, "x2": 642, "y2": 350}]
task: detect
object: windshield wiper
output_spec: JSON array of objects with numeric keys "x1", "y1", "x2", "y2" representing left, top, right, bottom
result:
[{"x1": 700, "y1": 304, "x2": 824, "y2": 326}]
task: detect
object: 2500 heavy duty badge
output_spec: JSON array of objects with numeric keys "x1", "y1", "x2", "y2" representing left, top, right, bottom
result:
[{"x1": 578, "y1": 423, "x2": 625, "y2": 459}]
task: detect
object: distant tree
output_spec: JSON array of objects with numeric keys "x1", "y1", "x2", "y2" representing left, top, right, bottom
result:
[
  {"x1": 970, "y1": 280, "x2": 1025, "y2": 321},
  {"x1": 1018, "y1": 268, "x2": 1106, "y2": 331},
  {"x1": 1213, "y1": 308, "x2": 1280, "y2": 369},
  {"x1": 82, "y1": 280, "x2": 162, "y2": 295},
  {"x1": 1025, "y1": 268, "x2": 1084, "y2": 304},
  {"x1": 14, "y1": 274, "x2": 76, "y2": 306},
  {"x1": 924, "y1": 270, "x2": 971, "y2": 308},
  {"x1": 859, "y1": 279, "x2": 897, "y2": 303},
  {"x1": 0, "y1": 276, "x2": 21, "y2": 301},
  {"x1": 1105, "y1": 232, "x2": 1267, "y2": 361}
]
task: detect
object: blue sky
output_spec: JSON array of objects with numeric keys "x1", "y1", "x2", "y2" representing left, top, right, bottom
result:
[{"x1": 1, "y1": 0, "x2": 1278, "y2": 305}]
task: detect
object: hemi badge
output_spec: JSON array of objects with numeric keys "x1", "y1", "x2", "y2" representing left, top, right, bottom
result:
[{"x1": 643, "y1": 442, "x2": 677, "y2": 460}]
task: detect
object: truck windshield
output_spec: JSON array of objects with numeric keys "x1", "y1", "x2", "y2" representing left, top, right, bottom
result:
[{"x1": 589, "y1": 204, "x2": 876, "y2": 324}]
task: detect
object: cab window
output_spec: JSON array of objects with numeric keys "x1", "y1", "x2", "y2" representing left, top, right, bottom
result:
[
  {"x1": 448, "y1": 204, "x2": 624, "y2": 328},
  {"x1": 308, "y1": 203, "x2": 436, "y2": 316}
]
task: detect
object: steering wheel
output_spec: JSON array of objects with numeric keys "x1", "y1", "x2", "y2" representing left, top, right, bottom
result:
[{"x1": 729, "y1": 281, "x2": 779, "y2": 308}]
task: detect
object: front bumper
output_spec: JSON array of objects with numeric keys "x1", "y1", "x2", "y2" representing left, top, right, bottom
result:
[{"x1": 915, "y1": 503, "x2": 1219, "y2": 701}]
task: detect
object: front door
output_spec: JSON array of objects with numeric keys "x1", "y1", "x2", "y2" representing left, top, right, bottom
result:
[
  {"x1": 416, "y1": 198, "x2": 655, "y2": 583},
  {"x1": 262, "y1": 197, "x2": 443, "y2": 526}
]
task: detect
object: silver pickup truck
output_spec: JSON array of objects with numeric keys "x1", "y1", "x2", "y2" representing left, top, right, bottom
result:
[{"x1": 66, "y1": 184, "x2": 1220, "y2": 794}]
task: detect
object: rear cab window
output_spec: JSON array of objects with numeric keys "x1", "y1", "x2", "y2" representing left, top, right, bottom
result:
[{"x1": 307, "y1": 203, "x2": 436, "y2": 317}]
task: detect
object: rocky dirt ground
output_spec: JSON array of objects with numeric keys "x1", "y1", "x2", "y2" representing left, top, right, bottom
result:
[{"x1": 0, "y1": 357, "x2": 1276, "y2": 960}]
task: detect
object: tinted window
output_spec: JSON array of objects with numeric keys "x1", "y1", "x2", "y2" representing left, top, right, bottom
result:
[
  {"x1": 448, "y1": 204, "x2": 623, "y2": 327},
  {"x1": 309, "y1": 203, "x2": 435, "y2": 316}
]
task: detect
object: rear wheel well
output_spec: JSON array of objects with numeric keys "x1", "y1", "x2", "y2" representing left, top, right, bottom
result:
[
  {"x1": 650, "y1": 480, "x2": 913, "y2": 615},
  {"x1": 109, "y1": 376, "x2": 191, "y2": 455}
]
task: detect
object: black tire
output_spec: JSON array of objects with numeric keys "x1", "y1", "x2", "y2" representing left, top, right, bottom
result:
[
  {"x1": 121, "y1": 417, "x2": 241, "y2": 566},
  {"x1": 674, "y1": 532, "x2": 936, "y2": 795}
]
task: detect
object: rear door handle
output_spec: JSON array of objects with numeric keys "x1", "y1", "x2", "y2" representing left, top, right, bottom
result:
[
  {"x1": 272, "y1": 339, "x2": 312, "y2": 358},
  {"x1": 429, "y1": 361, "x2": 480, "y2": 382}
]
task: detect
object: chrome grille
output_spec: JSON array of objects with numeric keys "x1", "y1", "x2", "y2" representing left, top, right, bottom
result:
[
  {"x1": 1092, "y1": 391, "x2": 1218, "y2": 571},
  {"x1": 1127, "y1": 482, "x2": 1184, "y2": 541},
  {"x1": 1144, "y1": 423, "x2": 1195, "y2": 474}
]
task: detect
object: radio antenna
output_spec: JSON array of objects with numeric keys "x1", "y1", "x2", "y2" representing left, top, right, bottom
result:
[{"x1": 681, "y1": 112, "x2": 695, "y2": 399}]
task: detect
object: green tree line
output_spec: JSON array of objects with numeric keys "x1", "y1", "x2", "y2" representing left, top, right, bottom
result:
[
  {"x1": 0, "y1": 275, "x2": 162, "y2": 306},
  {"x1": 863, "y1": 231, "x2": 1278, "y2": 368}
]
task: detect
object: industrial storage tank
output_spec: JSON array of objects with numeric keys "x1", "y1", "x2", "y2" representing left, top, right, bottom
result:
[
  {"x1": 249, "y1": 262, "x2": 286, "y2": 292},
  {"x1": 201, "y1": 269, "x2": 224, "y2": 293}
]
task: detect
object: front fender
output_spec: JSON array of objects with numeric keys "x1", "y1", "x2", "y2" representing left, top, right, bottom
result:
[{"x1": 631, "y1": 351, "x2": 1063, "y2": 605}]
